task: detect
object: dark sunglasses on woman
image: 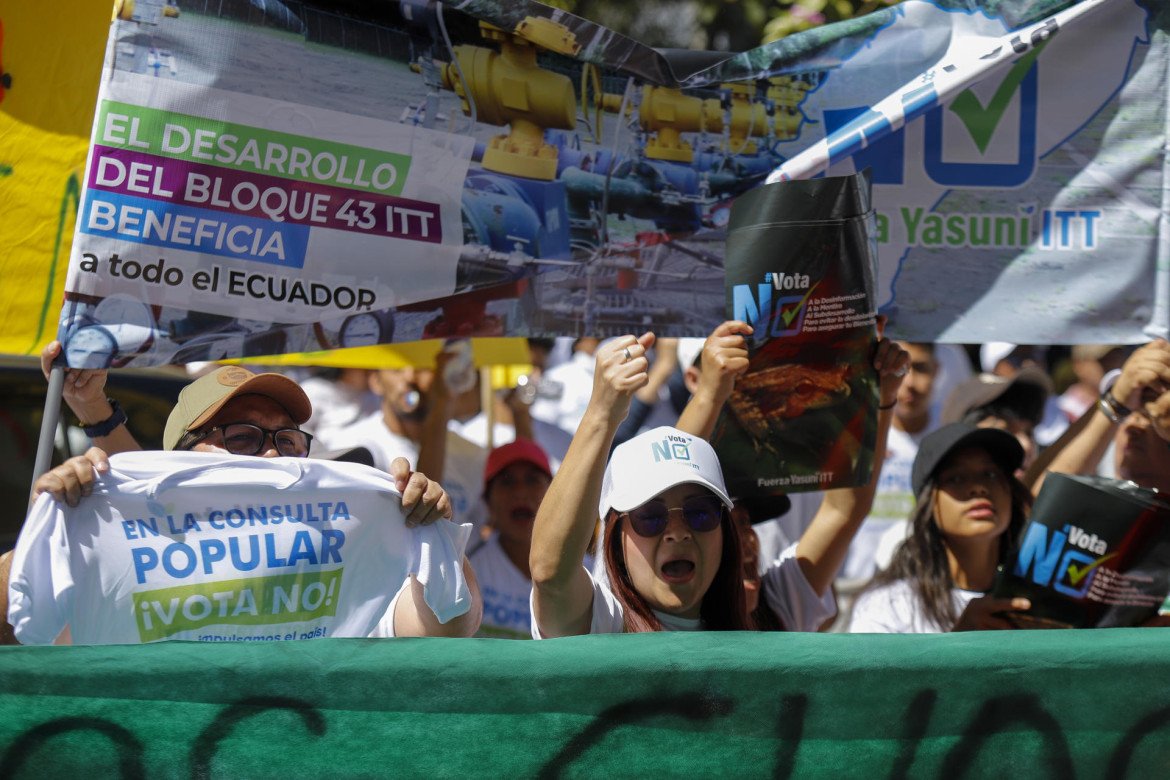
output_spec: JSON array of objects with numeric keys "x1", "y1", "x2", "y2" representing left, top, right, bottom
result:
[{"x1": 621, "y1": 494, "x2": 724, "y2": 537}]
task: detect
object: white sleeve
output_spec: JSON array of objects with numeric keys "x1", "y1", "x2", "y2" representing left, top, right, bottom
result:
[
  {"x1": 530, "y1": 567, "x2": 625, "y2": 638},
  {"x1": 849, "y1": 581, "x2": 917, "y2": 633},
  {"x1": 8, "y1": 495, "x2": 74, "y2": 646},
  {"x1": 759, "y1": 542, "x2": 837, "y2": 632},
  {"x1": 412, "y1": 519, "x2": 474, "y2": 625},
  {"x1": 366, "y1": 579, "x2": 411, "y2": 638},
  {"x1": 365, "y1": 518, "x2": 473, "y2": 637}
]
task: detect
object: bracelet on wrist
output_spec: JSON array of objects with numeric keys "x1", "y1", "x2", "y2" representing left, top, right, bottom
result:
[
  {"x1": 1104, "y1": 388, "x2": 1131, "y2": 414},
  {"x1": 1098, "y1": 390, "x2": 1130, "y2": 425},
  {"x1": 877, "y1": 400, "x2": 897, "y2": 411},
  {"x1": 81, "y1": 398, "x2": 127, "y2": 438}
]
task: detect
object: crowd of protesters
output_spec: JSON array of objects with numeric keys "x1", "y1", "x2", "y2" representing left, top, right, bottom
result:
[{"x1": 6, "y1": 329, "x2": 1170, "y2": 643}]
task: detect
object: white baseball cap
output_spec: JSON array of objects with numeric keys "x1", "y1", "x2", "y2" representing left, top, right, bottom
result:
[
  {"x1": 676, "y1": 338, "x2": 705, "y2": 372},
  {"x1": 599, "y1": 426, "x2": 733, "y2": 518},
  {"x1": 980, "y1": 342, "x2": 1017, "y2": 373}
]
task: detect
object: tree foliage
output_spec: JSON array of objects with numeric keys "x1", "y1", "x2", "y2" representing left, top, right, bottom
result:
[{"x1": 543, "y1": 0, "x2": 905, "y2": 51}]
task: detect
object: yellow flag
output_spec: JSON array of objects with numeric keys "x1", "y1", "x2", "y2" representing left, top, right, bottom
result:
[{"x1": 0, "y1": 1, "x2": 110, "y2": 356}]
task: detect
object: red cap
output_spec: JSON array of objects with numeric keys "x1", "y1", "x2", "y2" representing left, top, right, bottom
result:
[{"x1": 483, "y1": 438, "x2": 551, "y2": 489}]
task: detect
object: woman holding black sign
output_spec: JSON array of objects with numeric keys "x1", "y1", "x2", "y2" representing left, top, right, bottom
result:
[
  {"x1": 529, "y1": 327, "x2": 909, "y2": 636},
  {"x1": 849, "y1": 423, "x2": 1033, "y2": 633}
]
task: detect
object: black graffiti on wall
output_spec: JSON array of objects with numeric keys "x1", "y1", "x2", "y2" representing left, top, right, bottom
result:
[{"x1": 2, "y1": 691, "x2": 1169, "y2": 778}]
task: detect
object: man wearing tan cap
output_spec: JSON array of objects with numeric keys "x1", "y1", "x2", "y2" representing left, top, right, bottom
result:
[
  {"x1": 35, "y1": 361, "x2": 445, "y2": 520},
  {"x1": 162, "y1": 365, "x2": 314, "y2": 454},
  {"x1": 22, "y1": 348, "x2": 482, "y2": 640}
]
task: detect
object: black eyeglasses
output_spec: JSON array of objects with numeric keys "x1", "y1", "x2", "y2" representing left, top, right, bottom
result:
[
  {"x1": 184, "y1": 423, "x2": 312, "y2": 458},
  {"x1": 621, "y1": 495, "x2": 724, "y2": 538}
]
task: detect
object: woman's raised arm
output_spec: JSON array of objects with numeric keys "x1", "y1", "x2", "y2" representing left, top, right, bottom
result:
[{"x1": 530, "y1": 333, "x2": 654, "y2": 637}]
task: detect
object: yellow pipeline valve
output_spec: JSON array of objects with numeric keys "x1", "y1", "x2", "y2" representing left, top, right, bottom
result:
[
  {"x1": 720, "y1": 83, "x2": 769, "y2": 154},
  {"x1": 602, "y1": 84, "x2": 775, "y2": 161},
  {"x1": 601, "y1": 93, "x2": 626, "y2": 114},
  {"x1": 440, "y1": 23, "x2": 576, "y2": 180},
  {"x1": 638, "y1": 87, "x2": 721, "y2": 163},
  {"x1": 767, "y1": 76, "x2": 813, "y2": 140},
  {"x1": 766, "y1": 76, "x2": 813, "y2": 107},
  {"x1": 774, "y1": 108, "x2": 803, "y2": 140},
  {"x1": 514, "y1": 16, "x2": 580, "y2": 56}
]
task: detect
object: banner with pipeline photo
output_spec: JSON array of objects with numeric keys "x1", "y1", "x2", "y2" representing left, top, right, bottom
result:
[{"x1": 46, "y1": 0, "x2": 1166, "y2": 369}]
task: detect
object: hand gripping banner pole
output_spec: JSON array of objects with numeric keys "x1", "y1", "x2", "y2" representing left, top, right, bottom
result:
[{"x1": 29, "y1": 363, "x2": 66, "y2": 507}]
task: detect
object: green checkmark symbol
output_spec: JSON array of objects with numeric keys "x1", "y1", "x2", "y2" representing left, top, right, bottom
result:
[
  {"x1": 780, "y1": 281, "x2": 820, "y2": 328},
  {"x1": 1066, "y1": 552, "x2": 1116, "y2": 586},
  {"x1": 949, "y1": 40, "x2": 1048, "y2": 154}
]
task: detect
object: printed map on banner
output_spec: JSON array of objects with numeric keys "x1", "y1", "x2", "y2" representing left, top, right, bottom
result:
[
  {"x1": 770, "y1": 0, "x2": 1161, "y2": 344},
  {"x1": 53, "y1": 0, "x2": 1167, "y2": 368}
]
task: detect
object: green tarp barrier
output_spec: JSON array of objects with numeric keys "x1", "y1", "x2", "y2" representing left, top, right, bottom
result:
[{"x1": 2, "y1": 630, "x2": 1168, "y2": 778}]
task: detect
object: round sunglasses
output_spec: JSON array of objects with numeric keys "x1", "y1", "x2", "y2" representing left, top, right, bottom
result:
[{"x1": 621, "y1": 495, "x2": 725, "y2": 538}]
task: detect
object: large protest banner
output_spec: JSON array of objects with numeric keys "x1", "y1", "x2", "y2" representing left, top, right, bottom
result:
[
  {"x1": 1, "y1": 630, "x2": 1169, "y2": 778},
  {"x1": 777, "y1": 0, "x2": 1168, "y2": 345},
  {"x1": 50, "y1": 0, "x2": 1169, "y2": 370}
]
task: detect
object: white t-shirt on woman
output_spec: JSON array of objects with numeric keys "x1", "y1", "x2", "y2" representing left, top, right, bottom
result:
[
  {"x1": 849, "y1": 579, "x2": 981, "y2": 633},
  {"x1": 531, "y1": 541, "x2": 834, "y2": 637}
]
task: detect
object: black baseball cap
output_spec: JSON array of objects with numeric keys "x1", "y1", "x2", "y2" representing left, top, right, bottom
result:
[
  {"x1": 911, "y1": 423, "x2": 1025, "y2": 498},
  {"x1": 732, "y1": 492, "x2": 793, "y2": 524}
]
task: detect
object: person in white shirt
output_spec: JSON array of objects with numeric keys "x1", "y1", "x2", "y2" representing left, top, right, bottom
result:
[
  {"x1": 321, "y1": 355, "x2": 489, "y2": 535},
  {"x1": 779, "y1": 342, "x2": 945, "y2": 590},
  {"x1": 814, "y1": 342, "x2": 945, "y2": 634},
  {"x1": 24, "y1": 359, "x2": 482, "y2": 641},
  {"x1": 299, "y1": 367, "x2": 380, "y2": 442},
  {"x1": 445, "y1": 371, "x2": 573, "y2": 470},
  {"x1": 850, "y1": 424, "x2": 1033, "y2": 633},
  {"x1": 529, "y1": 337, "x2": 600, "y2": 436},
  {"x1": 529, "y1": 328, "x2": 909, "y2": 636},
  {"x1": 13, "y1": 451, "x2": 475, "y2": 645},
  {"x1": 1056, "y1": 345, "x2": 1125, "y2": 422},
  {"x1": 979, "y1": 342, "x2": 1069, "y2": 446},
  {"x1": 939, "y1": 368, "x2": 1051, "y2": 478},
  {"x1": 470, "y1": 438, "x2": 553, "y2": 638}
]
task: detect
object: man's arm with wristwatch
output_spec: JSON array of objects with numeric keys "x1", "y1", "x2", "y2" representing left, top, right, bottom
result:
[
  {"x1": 41, "y1": 340, "x2": 142, "y2": 455},
  {"x1": 1033, "y1": 339, "x2": 1170, "y2": 494}
]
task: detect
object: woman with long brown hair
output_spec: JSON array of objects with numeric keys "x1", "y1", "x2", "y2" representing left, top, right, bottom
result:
[{"x1": 850, "y1": 423, "x2": 1034, "y2": 633}]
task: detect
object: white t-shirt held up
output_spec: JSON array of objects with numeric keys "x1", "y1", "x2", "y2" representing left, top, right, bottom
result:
[{"x1": 9, "y1": 451, "x2": 472, "y2": 645}]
